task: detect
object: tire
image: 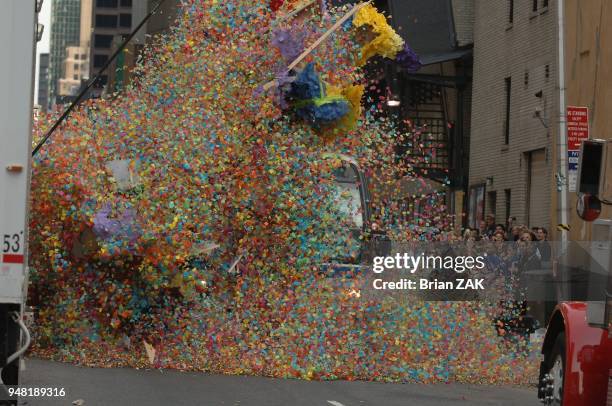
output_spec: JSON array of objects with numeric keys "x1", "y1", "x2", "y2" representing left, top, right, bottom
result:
[
  {"x1": 1, "y1": 307, "x2": 20, "y2": 406},
  {"x1": 542, "y1": 333, "x2": 566, "y2": 405}
]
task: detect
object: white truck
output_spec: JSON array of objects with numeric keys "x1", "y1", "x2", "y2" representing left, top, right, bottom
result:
[{"x1": 0, "y1": 0, "x2": 37, "y2": 400}]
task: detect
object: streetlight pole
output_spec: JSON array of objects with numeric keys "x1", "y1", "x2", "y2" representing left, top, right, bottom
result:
[{"x1": 556, "y1": 0, "x2": 569, "y2": 245}]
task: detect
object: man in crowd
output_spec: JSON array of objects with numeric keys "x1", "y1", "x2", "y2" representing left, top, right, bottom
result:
[{"x1": 535, "y1": 227, "x2": 551, "y2": 262}]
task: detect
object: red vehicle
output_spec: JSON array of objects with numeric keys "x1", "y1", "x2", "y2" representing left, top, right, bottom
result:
[{"x1": 538, "y1": 140, "x2": 612, "y2": 405}]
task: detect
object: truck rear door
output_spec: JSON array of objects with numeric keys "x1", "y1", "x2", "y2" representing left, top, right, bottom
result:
[{"x1": 0, "y1": 0, "x2": 36, "y2": 305}]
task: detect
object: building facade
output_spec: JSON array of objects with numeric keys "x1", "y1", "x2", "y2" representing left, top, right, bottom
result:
[
  {"x1": 37, "y1": 53, "x2": 50, "y2": 111},
  {"x1": 563, "y1": 0, "x2": 612, "y2": 240},
  {"x1": 57, "y1": 45, "x2": 89, "y2": 102},
  {"x1": 48, "y1": 0, "x2": 81, "y2": 107},
  {"x1": 89, "y1": 0, "x2": 147, "y2": 95},
  {"x1": 57, "y1": 0, "x2": 92, "y2": 103},
  {"x1": 469, "y1": 0, "x2": 558, "y2": 231}
]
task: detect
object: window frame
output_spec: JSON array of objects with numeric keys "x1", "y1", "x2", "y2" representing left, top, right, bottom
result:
[
  {"x1": 95, "y1": 14, "x2": 118, "y2": 29},
  {"x1": 504, "y1": 77, "x2": 511, "y2": 145},
  {"x1": 93, "y1": 54, "x2": 109, "y2": 68},
  {"x1": 94, "y1": 34, "x2": 114, "y2": 49},
  {"x1": 96, "y1": 0, "x2": 118, "y2": 8},
  {"x1": 119, "y1": 13, "x2": 132, "y2": 28}
]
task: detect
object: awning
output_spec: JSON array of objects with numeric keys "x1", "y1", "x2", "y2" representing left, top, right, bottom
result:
[{"x1": 419, "y1": 48, "x2": 473, "y2": 66}]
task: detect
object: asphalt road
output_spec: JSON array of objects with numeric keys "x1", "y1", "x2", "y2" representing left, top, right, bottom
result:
[{"x1": 11, "y1": 358, "x2": 539, "y2": 406}]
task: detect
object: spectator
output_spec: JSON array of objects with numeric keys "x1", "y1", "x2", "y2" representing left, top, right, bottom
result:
[
  {"x1": 478, "y1": 220, "x2": 487, "y2": 239},
  {"x1": 535, "y1": 227, "x2": 551, "y2": 261},
  {"x1": 495, "y1": 224, "x2": 507, "y2": 240},
  {"x1": 463, "y1": 228, "x2": 476, "y2": 242},
  {"x1": 517, "y1": 231, "x2": 541, "y2": 272},
  {"x1": 492, "y1": 230, "x2": 506, "y2": 244},
  {"x1": 510, "y1": 225, "x2": 522, "y2": 241},
  {"x1": 484, "y1": 214, "x2": 496, "y2": 238}
]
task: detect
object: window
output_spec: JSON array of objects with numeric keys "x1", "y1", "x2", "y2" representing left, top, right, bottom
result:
[
  {"x1": 93, "y1": 54, "x2": 109, "y2": 68},
  {"x1": 468, "y1": 184, "x2": 486, "y2": 229},
  {"x1": 532, "y1": 0, "x2": 538, "y2": 12},
  {"x1": 94, "y1": 34, "x2": 114, "y2": 49},
  {"x1": 74, "y1": 63, "x2": 79, "y2": 71},
  {"x1": 95, "y1": 14, "x2": 118, "y2": 28},
  {"x1": 504, "y1": 77, "x2": 511, "y2": 145},
  {"x1": 119, "y1": 13, "x2": 132, "y2": 28},
  {"x1": 505, "y1": 189, "x2": 511, "y2": 225},
  {"x1": 524, "y1": 70, "x2": 529, "y2": 88},
  {"x1": 542, "y1": 0, "x2": 549, "y2": 8},
  {"x1": 488, "y1": 191, "x2": 497, "y2": 218},
  {"x1": 74, "y1": 54, "x2": 79, "y2": 60},
  {"x1": 96, "y1": 0, "x2": 118, "y2": 7},
  {"x1": 508, "y1": 0, "x2": 514, "y2": 24},
  {"x1": 73, "y1": 74, "x2": 79, "y2": 80},
  {"x1": 120, "y1": 0, "x2": 132, "y2": 6},
  {"x1": 81, "y1": 54, "x2": 87, "y2": 60},
  {"x1": 545, "y1": 64, "x2": 550, "y2": 80},
  {"x1": 527, "y1": 149, "x2": 547, "y2": 228}
]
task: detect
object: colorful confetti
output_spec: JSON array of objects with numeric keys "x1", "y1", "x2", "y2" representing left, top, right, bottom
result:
[{"x1": 28, "y1": 0, "x2": 538, "y2": 385}]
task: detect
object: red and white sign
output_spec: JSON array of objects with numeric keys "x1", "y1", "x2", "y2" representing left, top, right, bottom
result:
[{"x1": 567, "y1": 106, "x2": 589, "y2": 150}]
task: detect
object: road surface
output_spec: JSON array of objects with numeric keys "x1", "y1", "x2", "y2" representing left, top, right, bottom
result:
[{"x1": 12, "y1": 358, "x2": 538, "y2": 406}]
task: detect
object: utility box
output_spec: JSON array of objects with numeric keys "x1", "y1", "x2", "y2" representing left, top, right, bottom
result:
[{"x1": 578, "y1": 139, "x2": 612, "y2": 201}]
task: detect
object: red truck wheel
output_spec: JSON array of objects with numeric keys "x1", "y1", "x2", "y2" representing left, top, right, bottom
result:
[{"x1": 541, "y1": 333, "x2": 566, "y2": 405}]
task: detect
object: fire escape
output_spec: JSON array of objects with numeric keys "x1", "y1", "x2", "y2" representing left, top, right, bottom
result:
[
  {"x1": 394, "y1": 69, "x2": 471, "y2": 190},
  {"x1": 398, "y1": 80, "x2": 449, "y2": 182}
]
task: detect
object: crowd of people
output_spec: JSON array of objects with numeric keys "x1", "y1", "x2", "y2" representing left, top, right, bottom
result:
[
  {"x1": 458, "y1": 215, "x2": 555, "y2": 344},
  {"x1": 462, "y1": 214, "x2": 552, "y2": 263}
]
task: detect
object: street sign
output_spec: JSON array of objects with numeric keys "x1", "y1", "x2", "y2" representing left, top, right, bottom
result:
[
  {"x1": 567, "y1": 107, "x2": 589, "y2": 192},
  {"x1": 567, "y1": 106, "x2": 589, "y2": 150},
  {"x1": 568, "y1": 150, "x2": 579, "y2": 191},
  {"x1": 568, "y1": 150, "x2": 579, "y2": 170}
]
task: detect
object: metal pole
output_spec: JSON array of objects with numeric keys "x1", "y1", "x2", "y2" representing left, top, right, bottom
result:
[{"x1": 557, "y1": 0, "x2": 569, "y2": 245}]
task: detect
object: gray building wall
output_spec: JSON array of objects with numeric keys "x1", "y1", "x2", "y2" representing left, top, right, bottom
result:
[
  {"x1": 451, "y1": 0, "x2": 474, "y2": 47},
  {"x1": 38, "y1": 53, "x2": 50, "y2": 111},
  {"x1": 48, "y1": 0, "x2": 81, "y2": 107},
  {"x1": 146, "y1": 0, "x2": 180, "y2": 37},
  {"x1": 89, "y1": 0, "x2": 139, "y2": 91},
  {"x1": 469, "y1": 0, "x2": 558, "y2": 229}
]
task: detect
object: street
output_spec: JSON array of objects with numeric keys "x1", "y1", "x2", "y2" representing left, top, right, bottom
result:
[
  {"x1": 16, "y1": 359, "x2": 539, "y2": 406},
  {"x1": 1, "y1": 0, "x2": 609, "y2": 404}
]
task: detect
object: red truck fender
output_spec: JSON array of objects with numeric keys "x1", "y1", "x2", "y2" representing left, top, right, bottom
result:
[{"x1": 540, "y1": 302, "x2": 611, "y2": 405}]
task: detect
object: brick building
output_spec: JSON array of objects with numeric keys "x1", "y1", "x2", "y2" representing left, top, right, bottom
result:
[
  {"x1": 563, "y1": 0, "x2": 612, "y2": 241},
  {"x1": 469, "y1": 0, "x2": 558, "y2": 231}
]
